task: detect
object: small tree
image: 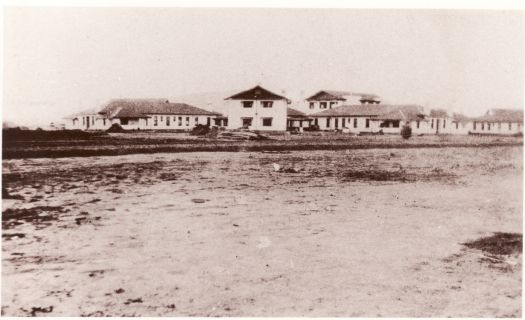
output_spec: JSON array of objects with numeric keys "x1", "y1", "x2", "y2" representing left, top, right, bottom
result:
[{"x1": 401, "y1": 124, "x2": 412, "y2": 139}]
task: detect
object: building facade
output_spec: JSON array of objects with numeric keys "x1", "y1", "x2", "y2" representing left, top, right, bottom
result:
[
  {"x1": 224, "y1": 86, "x2": 289, "y2": 131},
  {"x1": 304, "y1": 90, "x2": 381, "y2": 115},
  {"x1": 66, "y1": 99, "x2": 223, "y2": 131}
]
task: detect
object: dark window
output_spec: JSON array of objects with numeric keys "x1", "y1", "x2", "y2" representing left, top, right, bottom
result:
[
  {"x1": 366, "y1": 119, "x2": 370, "y2": 128},
  {"x1": 417, "y1": 121, "x2": 420, "y2": 129},
  {"x1": 487, "y1": 123, "x2": 491, "y2": 131},
  {"x1": 242, "y1": 101, "x2": 253, "y2": 108},
  {"x1": 160, "y1": 116, "x2": 163, "y2": 121},
  {"x1": 353, "y1": 118, "x2": 358, "y2": 128},
  {"x1": 326, "y1": 118, "x2": 330, "y2": 128},
  {"x1": 473, "y1": 121, "x2": 476, "y2": 130},
  {"x1": 329, "y1": 102, "x2": 337, "y2": 109},
  {"x1": 121, "y1": 119, "x2": 129, "y2": 125},
  {"x1": 262, "y1": 101, "x2": 273, "y2": 108},
  {"x1": 207, "y1": 117, "x2": 211, "y2": 126},
  {"x1": 393, "y1": 121, "x2": 400, "y2": 128},
  {"x1": 154, "y1": 116, "x2": 158, "y2": 126},
  {"x1": 314, "y1": 118, "x2": 318, "y2": 126},
  {"x1": 342, "y1": 118, "x2": 346, "y2": 128},
  {"x1": 456, "y1": 122, "x2": 458, "y2": 129},
  {"x1": 309, "y1": 102, "x2": 315, "y2": 109},
  {"x1": 335, "y1": 118, "x2": 339, "y2": 129},
  {"x1": 431, "y1": 119, "x2": 434, "y2": 129},
  {"x1": 178, "y1": 117, "x2": 182, "y2": 126},
  {"x1": 481, "y1": 122, "x2": 484, "y2": 130},
  {"x1": 195, "y1": 117, "x2": 199, "y2": 124},
  {"x1": 82, "y1": 117, "x2": 85, "y2": 125},
  {"x1": 320, "y1": 102, "x2": 327, "y2": 109},
  {"x1": 262, "y1": 118, "x2": 273, "y2": 127},
  {"x1": 103, "y1": 119, "x2": 106, "y2": 126},
  {"x1": 242, "y1": 118, "x2": 252, "y2": 127},
  {"x1": 166, "y1": 116, "x2": 170, "y2": 126},
  {"x1": 186, "y1": 117, "x2": 190, "y2": 126},
  {"x1": 443, "y1": 119, "x2": 446, "y2": 128}
]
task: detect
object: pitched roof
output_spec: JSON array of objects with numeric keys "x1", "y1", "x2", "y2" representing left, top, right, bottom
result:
[
  {"x1": 306, "y1": 90, "x2": 380, "y2": 102},
  {"x1": 474, "y1": 108, "x2": 523, "y2": 123},
  {"x1": 429, "y1": 109, "x2": 449, "y2": 118},
  {"x1": 287, "y1": 107, "x2": 310, "y2": 119},
  {"x1": 98, "y1": 99, "x2": 221, "y2": 119},
  {"x1": 374, "y1": 107, "x2": 426, "y2": 121},
  {"x1": 225, "y1": 85, "x2": 288, "y2": 101},
  {"x1": 310, "y1": 104, "x2": 422, "y2": 117}
]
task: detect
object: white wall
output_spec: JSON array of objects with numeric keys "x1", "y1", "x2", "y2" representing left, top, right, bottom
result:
[
  {"x1": 470, "y1": 121, "x2": 523, "y2": 135},
  {"x1": 303, "y1": 96, "x2": 372, "y2": 115},
  {"x1": 225, "y1": 99, "x2": 287, "y2": 131},
  {"x1": 312, "y1": 116, "x2": 377, "y2": 133}
]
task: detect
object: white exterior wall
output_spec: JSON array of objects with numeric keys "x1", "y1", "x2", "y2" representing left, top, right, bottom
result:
[
  {"x1": 225, "y1": 99, "x2": 287, "y2": 131},
  {"x1": 470, "y1": 121, "x2": 523, "y2": 135},
  {"x1": 66, "y1": 114, "x2": 219, "y2": 131},
  {"x1": 146, "y1": 114, "x2": 213, "y2": 130},
  {"x1": 304, "y1": 96, "x2": 374, "y2": 115},
  {"x1": 312, "y1": 116, "x2": 377, "y2": 133},
  {"x1": 66, "y1": 114, "x2": 112, "y2": 130}
]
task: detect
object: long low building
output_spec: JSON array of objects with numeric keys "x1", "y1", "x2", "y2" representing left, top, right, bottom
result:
[
  {"x1": 67, "y1": 99, "x2": 224, "y2": 130},
  {"x1": 308, "y1": 104, "x2": 523, "y2": 136},
  {"x1": 64, "y1": 86, "x2": 523, "y2": 136}
]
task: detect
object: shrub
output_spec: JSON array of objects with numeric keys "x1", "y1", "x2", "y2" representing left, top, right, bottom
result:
[
  {"x1": 400, "y1": 125, "x2": 412, "y2": 139},
  {"x1": 303, "y1": 124, "x2": 320, "y2": 132},
  {"x1": 190, "y1": 124, "x2": 210, "y2": 136},
  {"x1": 106, "y1": 123, "x2": 125, "y2": 133}
]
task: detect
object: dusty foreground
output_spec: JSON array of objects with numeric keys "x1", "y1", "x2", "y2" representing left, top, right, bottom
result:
[{"x1": 2, "y1": 147, "x2": 523, "y2": 316}]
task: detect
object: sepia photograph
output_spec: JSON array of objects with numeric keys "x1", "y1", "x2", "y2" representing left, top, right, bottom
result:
[{"x1": 2, "y1": 3, "x2": 524, "y2": 317}]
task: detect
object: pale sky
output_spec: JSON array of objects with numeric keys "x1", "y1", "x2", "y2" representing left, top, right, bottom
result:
[{"x1": 4, "y1": 7, "x2": 524, "y2": 127}]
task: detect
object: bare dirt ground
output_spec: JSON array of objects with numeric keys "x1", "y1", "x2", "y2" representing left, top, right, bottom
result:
[{"x1": 2, "y1": 146, "x2": 522, "y2": 316}]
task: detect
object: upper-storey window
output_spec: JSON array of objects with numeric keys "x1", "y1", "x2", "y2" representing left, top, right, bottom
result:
[
  {"x1": 242, "y1": 101, "x2": 253, "y2": 108},
  {"x1": 329, "y1": 102, "x2": 337, "y2": 109},
  {"x1": 262, "y1": 101, "x2": 273, "y2": 108},
  {"x1": 309, "y1": 102, "x2": 315, "y2": 109}
]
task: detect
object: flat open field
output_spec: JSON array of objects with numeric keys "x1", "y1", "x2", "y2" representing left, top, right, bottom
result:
[
  {"x1": 2, "y1": 146, "x2": 523, "y2": 316},
  {"x1": 3, "y1": 130, "x2": 523, "y2": 159}
]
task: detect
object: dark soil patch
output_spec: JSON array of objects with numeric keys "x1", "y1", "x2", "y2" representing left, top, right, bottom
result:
[
  {"x1": 2, "y1": 188, "x2": 24, "y2": 200},
  {"x1": 2, "y1": 233, "x2": 26, "y2": 240},
  {"x1": 340, "y1": 169, "x2": 455, "y2": 183},
  {"x1": 2, "y1": 206, "x2": 69, "y2": 229},
  {"x1": 462, "y1": 232, "x2": 522, "y2": 255}
]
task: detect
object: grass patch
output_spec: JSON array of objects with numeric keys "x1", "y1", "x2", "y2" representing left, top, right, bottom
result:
[{"x1": 462, "y1": 232, "x2": 522, "y2": 255}]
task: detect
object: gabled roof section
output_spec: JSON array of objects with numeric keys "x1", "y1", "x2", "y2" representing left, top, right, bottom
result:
[
  {"x1": 287, "y1": 107, "x2": 310, "y2": 119},
  {"x1": 429, "y1": 109, "x2": 449, "y2": 118},
  {"x1": 310, "y1": 104, "x2": 421, "y2": 117},
  {"x1": 225, "y1": 85, "x2": 288, "y2": 101},
  {"x1": 306, "y1": 90, "x2": 380, "y2": 102},
  {"x1": 98, "y1": 99, "x2": 221, "y2": 119},
  {"x1": 475, "y1": 108, "x2": 523, "y2": 123},
  {"x1": 375, "y1": 106, "x2": 426, "y2": 121}
]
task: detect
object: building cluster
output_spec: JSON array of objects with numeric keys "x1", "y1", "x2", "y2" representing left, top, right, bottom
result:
[{"x1": 67, "y1": 85, "x2": 523, "y2": 136}]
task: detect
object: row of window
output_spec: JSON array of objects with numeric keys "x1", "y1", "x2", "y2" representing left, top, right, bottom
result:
[
  {"x1": 314, "y1": 117, "x2": 371, "y2": 129},
  {"x1": 430, "y1": 119, "x2": 446, "y2": 129},
  {"x1": 242, "y1": 101, "x2": 274, "y2": 108},
  {"x1": 241, "y1": 117, "x2": 273, "y2": 127},
  {"x1": 473, "y1": 121, "x2": 521, "y2": 131},
  {"x1": 150, "y1": 116, "x2": 211, "y2": 127},
  {"x1": 309, "y1": 101, "x2": 338, "y2": 110}
]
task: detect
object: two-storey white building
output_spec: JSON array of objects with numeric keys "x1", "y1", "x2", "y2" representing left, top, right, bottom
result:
[
  {"x1": 224, "y1": 86, "x2": 290, "y2": 131},
  {"x1": 304, "y1": 90, "x2": 381, "y2": 115}
]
